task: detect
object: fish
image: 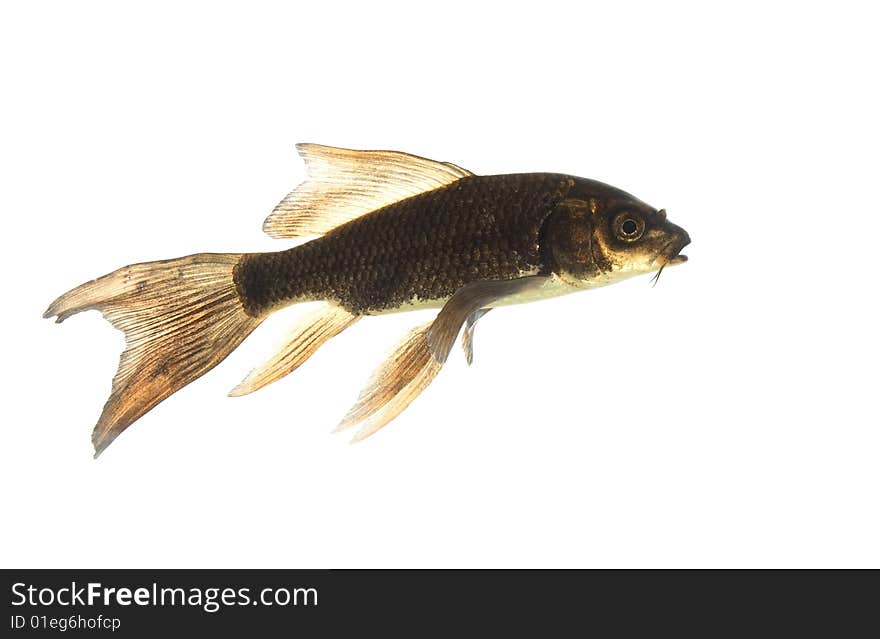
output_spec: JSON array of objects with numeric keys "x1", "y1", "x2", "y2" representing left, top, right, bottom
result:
[{"x1": 44, "y1": 144, "x2": 691, "y2": 456}]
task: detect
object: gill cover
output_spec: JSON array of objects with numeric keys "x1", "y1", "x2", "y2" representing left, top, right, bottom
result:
[{"x1": 542, "y1": 198, "x2": 602, "y2": 283}]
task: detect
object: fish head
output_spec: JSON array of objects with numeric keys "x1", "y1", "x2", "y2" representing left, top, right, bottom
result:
[{"x1": 544, "y1": 179, "x2": 690, "y2": 287}]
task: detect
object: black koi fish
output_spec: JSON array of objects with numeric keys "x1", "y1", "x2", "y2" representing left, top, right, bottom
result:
[{"x1": 45, "y1": 144, "x2": 690, "y2": 456}]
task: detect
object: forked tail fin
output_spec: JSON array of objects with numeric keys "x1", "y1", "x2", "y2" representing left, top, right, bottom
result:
[{"x1": 44, "y1": 253, "x2": 262, "y2": 457}]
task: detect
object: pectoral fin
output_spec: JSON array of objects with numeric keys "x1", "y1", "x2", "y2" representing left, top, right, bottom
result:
[
  {"x1": 427, "y1": 276, "x2": 550, "y2": 364},
  {"x1": 336, "y1": 276, "x2": 549, "y2": 442}
]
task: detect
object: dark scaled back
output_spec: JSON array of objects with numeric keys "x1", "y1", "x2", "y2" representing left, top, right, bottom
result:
[{"x1": 235, "y1": 173, "x2": 575, "y2": 316}]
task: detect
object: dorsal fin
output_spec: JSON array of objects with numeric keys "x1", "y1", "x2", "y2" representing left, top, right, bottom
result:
[{"x1": 262, "y1": 144, "x2": 474, "y2": 238}]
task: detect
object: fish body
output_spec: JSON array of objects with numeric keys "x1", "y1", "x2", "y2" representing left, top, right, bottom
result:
[
  {"x1": 237, "y1": 172, "x2": 688, "y2": 316},
  {"x1": 45, "y1": 144, "x2": 690, "y2": 456},
  {"x1": 236, "y1": 173, "x2": 573, "y2": 316}
]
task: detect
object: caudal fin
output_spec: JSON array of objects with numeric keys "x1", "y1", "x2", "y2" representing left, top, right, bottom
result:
[{"x1": 44, "y1": 253, "x2": 262, "y2": 457}]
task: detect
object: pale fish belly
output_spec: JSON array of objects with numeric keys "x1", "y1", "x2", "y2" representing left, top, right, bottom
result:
[{"x1": 373, "y1": 273, "x2": 589, "y2": 315}]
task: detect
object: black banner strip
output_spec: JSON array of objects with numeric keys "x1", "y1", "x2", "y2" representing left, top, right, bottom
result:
[{"x1": 2, "y1": 569, "x2": 875, "y2": 635}]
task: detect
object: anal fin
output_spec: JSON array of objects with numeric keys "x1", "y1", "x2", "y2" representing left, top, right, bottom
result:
[
  {"x1": 335, "y1": 321, "x2": 440, "y2": 442},
  {"x1": 230, "y1": 304, "x2": 359, "y2": 397}
]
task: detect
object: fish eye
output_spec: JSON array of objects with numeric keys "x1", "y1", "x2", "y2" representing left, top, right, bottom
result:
[{"x1": 614, "y1": 213, "x2": 645, "y2": 241}]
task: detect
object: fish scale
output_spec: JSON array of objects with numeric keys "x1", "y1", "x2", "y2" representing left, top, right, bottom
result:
[{"x1": 235, "y1": 173, "x2": 575, "y2": 316}]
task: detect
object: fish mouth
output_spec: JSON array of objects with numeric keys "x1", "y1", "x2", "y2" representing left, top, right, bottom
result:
[
  {"x1": 648, "y1": 242, "x2": 688, "y2": 286},
  {"x1": 659, "y1": 229, "x2": 691, "y2": 267},
  {"x1": 654, "y1": 242, "x2": 689, "y2": 268}
]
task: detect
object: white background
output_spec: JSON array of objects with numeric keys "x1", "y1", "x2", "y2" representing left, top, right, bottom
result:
[{"x1": 1, "y1": 1, "x2": 877, "y2": 568}]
